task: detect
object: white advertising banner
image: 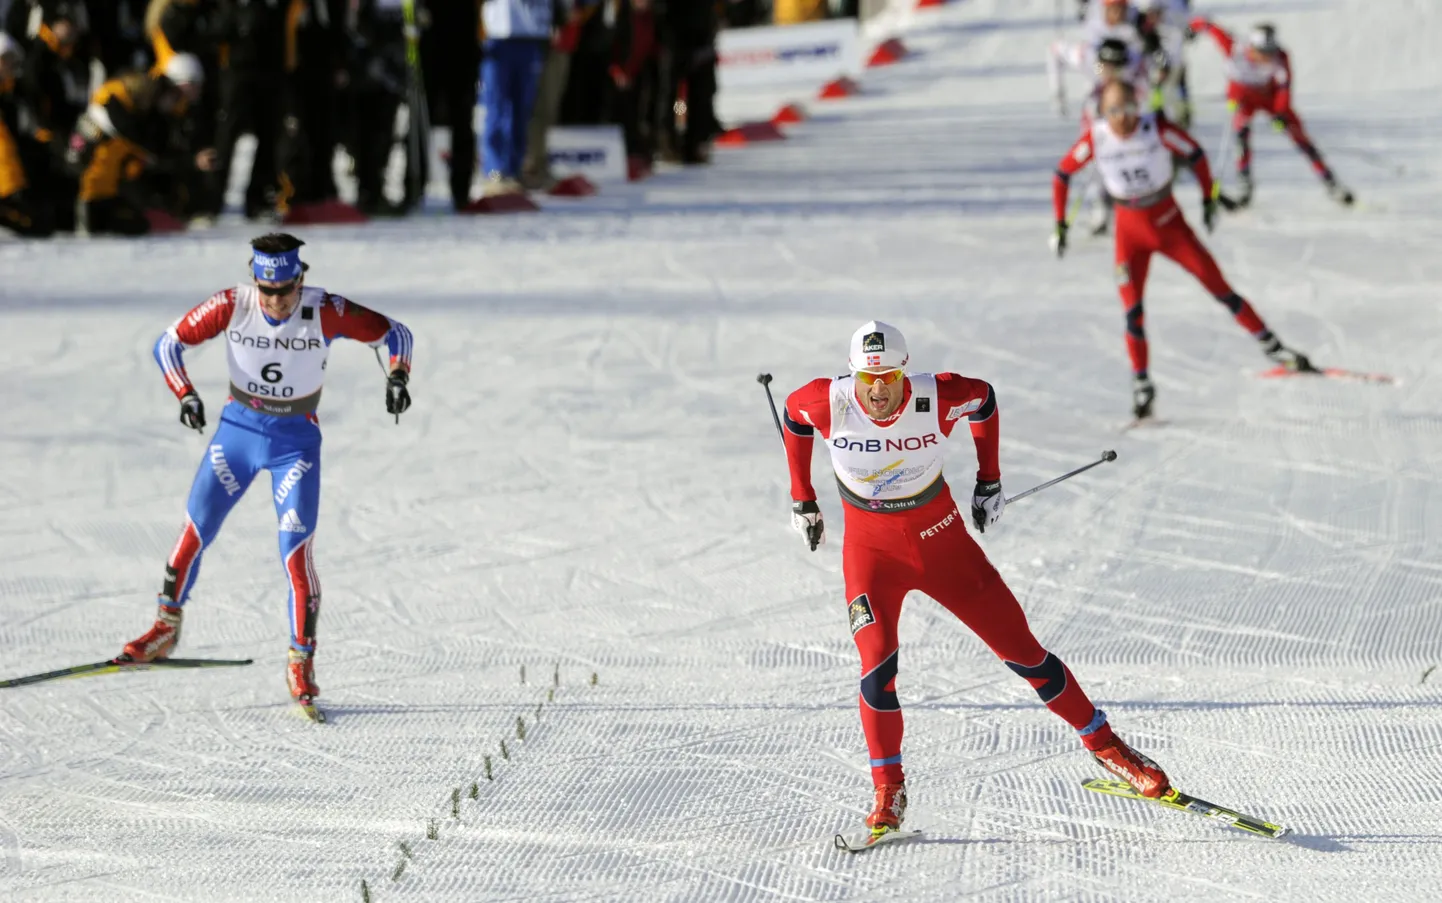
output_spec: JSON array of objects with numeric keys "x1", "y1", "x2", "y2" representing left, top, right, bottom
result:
[
  {"x1": 545, "y1": 126, "x2": 629, "y2": 184},
  {"x1": 717, "y1": 20, "x2": 862, "y2": 90}
]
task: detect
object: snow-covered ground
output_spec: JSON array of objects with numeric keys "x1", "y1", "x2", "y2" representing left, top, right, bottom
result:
[{"x1": 2, "y1": 1, "x2": 1441, "y2": 900}]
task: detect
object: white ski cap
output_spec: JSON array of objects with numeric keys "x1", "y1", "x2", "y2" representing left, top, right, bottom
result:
[
  {"x1": 163, "y1": 52, "x2": 204, "y2": 87},
  {"x1": 848, "y1": 321, "x2": 909, "y2": 372},
  {"x1": 0, "y1": 33, "x2": 21, "y2": 63},
  {"x1": 1248, "y1": 24, "x2": 1279, "y2": 53}
]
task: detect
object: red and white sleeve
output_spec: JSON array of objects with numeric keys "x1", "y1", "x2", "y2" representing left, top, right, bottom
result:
[
  {"x1": 154, "y1": 289, "x2": 235, "y2": 400},
  {"x1": 935, "y1": 373, "x2": 1000, "y2": 483},
  {"x1": 1159, "y1": 118, "x2": 1213, "y2": 197},
  {"x1": 320, "y1": 294, "x2": 414, "y2": 373},
  {"x1": 783, "y1": 378, "x2": 834, "y2": 503},
  {"x1": 1053, "y1": 131, "x2": 1094, "y2": 222}
]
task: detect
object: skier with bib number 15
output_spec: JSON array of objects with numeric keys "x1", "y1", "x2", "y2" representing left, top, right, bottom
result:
[
  {"x1": 121, "y1": 233, "x2": 414, "y2": 719},
  {"x1": 782, "y1": 321, "x2": 1169, "y2": 844}
]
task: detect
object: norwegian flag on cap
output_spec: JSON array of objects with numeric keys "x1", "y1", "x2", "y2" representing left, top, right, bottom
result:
[{"x1": 848, "y1": 320, "x2": 909, "y2": 372}]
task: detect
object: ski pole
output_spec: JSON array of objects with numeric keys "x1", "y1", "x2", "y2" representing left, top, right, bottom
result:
[
  {"x1": 1212, "y1": 101, "x2": 1237, "y2": 196},
  {"x1": 1006, "y1": 449, "x2": 1117, "y2": 504},
  {"x1": 758, "y1": 373, "x2": 821, "y2": 551},
  {"x1": 1065, "y1": 168, "x2": 1095, "y2": 228},
  {"x1": 757, "y1": 373, "x2": 784, "y2": 440}
]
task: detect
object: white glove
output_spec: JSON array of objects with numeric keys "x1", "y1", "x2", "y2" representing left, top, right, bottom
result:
[
  {"x1": 791, "y1": 501, "x2": 825, "y2": 550},
  {"x1": 971, "y1": 480, "x2": 1005, "y2": 533}
]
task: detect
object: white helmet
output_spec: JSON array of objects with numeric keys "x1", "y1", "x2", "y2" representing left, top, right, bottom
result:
[
  {"x1": 1248, "y1": 24, "x2": 1280, "y2": 54},
  {"x1": 848, "y1": 321, "x2": 909, "y2": 372},
  {"x1": 163, "y1": 52, "x2": 204, "y2": 87},
  {"x1": 0, "y1": 32, "x2": 22, "y2": 64}
]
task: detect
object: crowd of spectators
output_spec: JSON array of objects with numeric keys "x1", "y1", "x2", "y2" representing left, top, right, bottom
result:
[{"x1": 0, "y1": 0, "x2": 731, "y2": 238}]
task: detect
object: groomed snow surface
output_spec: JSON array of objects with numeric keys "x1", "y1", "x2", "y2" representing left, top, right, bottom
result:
[{"x1": 3, "y1": 1, "x2": 1441, "y2": 900}]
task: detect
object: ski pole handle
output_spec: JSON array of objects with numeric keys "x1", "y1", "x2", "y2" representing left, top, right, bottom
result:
[
  {"x1": 757, "y1": 373, "x2": 784, "y2": 441},
  {"x1": 1006, "y1": 450, "x2": 1117, "y2": 505}
]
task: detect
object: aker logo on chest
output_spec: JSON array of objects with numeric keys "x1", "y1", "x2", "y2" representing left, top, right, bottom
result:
[
  {"x1": 227, "y1": 332, "x2": 323, "y2": 351},
  {"x1": 831, "y1": 434, "x2": 939, "y2": 453}
]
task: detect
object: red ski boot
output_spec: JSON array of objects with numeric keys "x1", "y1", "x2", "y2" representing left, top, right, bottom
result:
[
  {"x1": 120, "y1": 605, "x2": 183, "y2": 662},
  {"x1": 286, "y1": 648, "x2": 320, "y2": 702},
  {"x1": 1084, "y1": 722, "x2": 1170, "y2": 798},
  {"x1": 865, "y1": 783, "x2": 908, "y2": 835}
]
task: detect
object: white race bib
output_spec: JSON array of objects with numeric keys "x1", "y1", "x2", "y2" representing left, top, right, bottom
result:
[
  {"x1": 826, "y1": 374, "x2": 947, "y2": 511},
  {"x1": 225, "y1": 285, "x2": 331, "y2": 417},
  {"x1": 1091, "y1": 113, "x2": 1176, "y2": 201}
]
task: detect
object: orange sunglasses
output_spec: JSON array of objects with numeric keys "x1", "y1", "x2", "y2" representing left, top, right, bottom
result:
[{"x1": 854, "y1": 368, "x2": 904, "y2": 386}]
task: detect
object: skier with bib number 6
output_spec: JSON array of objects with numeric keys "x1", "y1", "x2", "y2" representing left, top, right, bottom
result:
[
  {"x1": 783, "y1": 321, "x2": 1169, "y2": 841},
  {"x1": 121, "y1": 233, "x2": 414, "y2": 714}
]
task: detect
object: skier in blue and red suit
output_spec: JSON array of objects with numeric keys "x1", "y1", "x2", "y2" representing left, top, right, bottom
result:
[{"x1": 121, "y1": 232, "x2": 414, "y2": 708}]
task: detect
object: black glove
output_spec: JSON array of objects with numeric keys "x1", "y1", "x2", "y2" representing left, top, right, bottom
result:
[
  {"x1": 179, "y1": 392, "x2": 205, "y2": 432},
  {"x1": 1050, "y1": 221, "x2": 1069, "y2": 259},
  {"x1": 386, "y1": 369, "x2": 411, "y2": 419},
  {"x1": 1202, "y1": 197, "x2": 1219, "y2": 233},
  {"x1": 791, "y1": 500, "x2": 825, "y2": 551},
  {"x1": 971, "y1": 479, "x2": 1005, "y2": 533}
]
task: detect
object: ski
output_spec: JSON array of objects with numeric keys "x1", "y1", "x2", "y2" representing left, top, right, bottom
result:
[
  {"x1": 1, "y1": 657, "x2": 254, "y2": 689},
  {"x1": 834, "y1": 827, "x2": 922, "y2": 853},
  {"x1": 1082, "y1": 778, "x2": 1290, "y2": 839},
  {"x1": 1258, "y1": 365, "x2": 1396, "y2": 385}
]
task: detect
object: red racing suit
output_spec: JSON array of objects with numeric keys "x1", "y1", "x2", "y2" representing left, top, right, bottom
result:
[
  {"x1": 1053, "y1": 113, "x2": 1272, "y2": 377},
  {"x1": 1190, "y1": 18, "x2": 1334, "y2": 182},
  {"x1": 783, "y1": 373, "x2": 1107, "y2": 787}
]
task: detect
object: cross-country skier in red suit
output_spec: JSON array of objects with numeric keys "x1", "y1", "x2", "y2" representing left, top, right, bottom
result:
[
  {"x1": 1052, "y1": 80, "x2": 1313, "y2": 420},
  {"x1": 1189, "y1": 18, "x2": 1352, "y2": 208},
  {"x1": 121, "y1": 233, "x2": 414, "y2": 710},
  {"x1": 783, "y1": 320, "x2": 1169, "y2": 838}
]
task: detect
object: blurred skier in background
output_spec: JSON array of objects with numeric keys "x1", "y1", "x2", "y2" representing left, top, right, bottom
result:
[
  {"x1": 1189, "y1": 15, "x2": 1352, "y2": 208},
  {"x1": 1051, "y1": 81, "x2": 1314, "y2": 420}
]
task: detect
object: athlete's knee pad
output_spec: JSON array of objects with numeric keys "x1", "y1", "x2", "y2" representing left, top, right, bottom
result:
[
  {"x1": 1124, "y1": 303, "x2": 1146, "y2": 337},
  {"x1": 1005, "y1": 651, "x2": 1068, "y2": 703},
  {"x1": 860, "y1": 649, "x2": 900, "y2": 712},
  {"x1": 1215, "y1": 291, "x2": 1245, "y2": 313}
]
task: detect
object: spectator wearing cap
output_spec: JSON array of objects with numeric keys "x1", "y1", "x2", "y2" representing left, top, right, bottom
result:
[
  {"x1": 480, "y1": 0, "x2": 551, "y2": 195},
  {"x1": 145, "y1": 0, "x2": 222, "y2": 224},
  {"x1": 67, "y1": 52, "x2": 205, "y2": 234}
]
